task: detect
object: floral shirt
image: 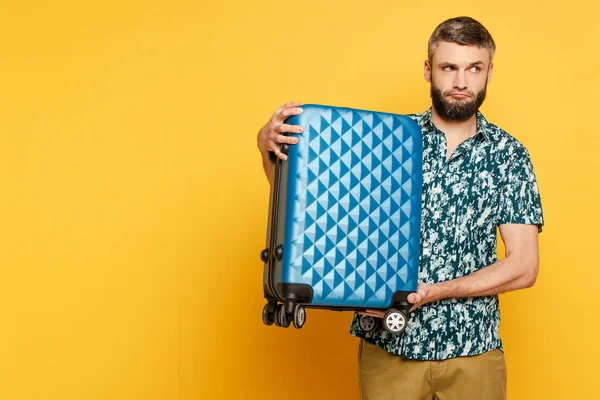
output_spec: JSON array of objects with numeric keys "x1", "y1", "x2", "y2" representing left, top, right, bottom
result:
[{"x1": 349, "y1": 108, "x2": 544, "y2": 360}]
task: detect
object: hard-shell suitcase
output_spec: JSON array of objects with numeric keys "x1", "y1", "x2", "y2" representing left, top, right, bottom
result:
[{"x1": 260, "y1": 104, "x2": 422, "y2": 334}]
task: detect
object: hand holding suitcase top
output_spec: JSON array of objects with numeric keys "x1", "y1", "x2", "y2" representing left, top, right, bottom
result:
[{"x1": 260, "y1": 104, "x2": 423, "y2": 335}]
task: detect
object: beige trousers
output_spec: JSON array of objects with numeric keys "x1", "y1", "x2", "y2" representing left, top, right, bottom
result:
[{"x1": 358, "y1": 339, "x2": 507, "y2": 400}]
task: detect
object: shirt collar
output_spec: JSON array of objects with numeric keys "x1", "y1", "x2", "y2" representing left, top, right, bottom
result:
[{"x1": 419, "y1": 108, "x2": 492, "y2": 142}]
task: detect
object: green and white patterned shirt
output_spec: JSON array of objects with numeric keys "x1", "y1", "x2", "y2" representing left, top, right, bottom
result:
[{"x1": 349, "y1": 108, "x2": 544, "y2": 360}]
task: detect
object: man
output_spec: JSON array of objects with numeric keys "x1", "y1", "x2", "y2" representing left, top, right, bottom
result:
[{"x1": 256, "y1": 16, "x2": 544, "y2": 400}]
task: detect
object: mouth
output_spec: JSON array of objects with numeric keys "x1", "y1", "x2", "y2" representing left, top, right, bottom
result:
[{"x1": 447, "y1": 93, "x2": 471, "y2": 99}]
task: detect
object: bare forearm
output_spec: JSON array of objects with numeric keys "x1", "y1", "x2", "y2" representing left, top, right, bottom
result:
[
  {"x1": 434, "y1": 255, "x2": 537, "y2": 300},
  {"x1": 397, "y1": 225, "x2": 540, "y2": 313}
]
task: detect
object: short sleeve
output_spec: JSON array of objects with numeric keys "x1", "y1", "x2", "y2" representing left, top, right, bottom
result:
[{"x1": 497, "y1": 146, "x2": 544, "y2": 232}]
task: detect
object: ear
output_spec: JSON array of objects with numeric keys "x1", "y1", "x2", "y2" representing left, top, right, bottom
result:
[
  {"x1": 487, "y1": 62, "x2": 494, "y2": 84},
  {"x1": 424, "y1": 60, "x2": 432, "y2": 83}
]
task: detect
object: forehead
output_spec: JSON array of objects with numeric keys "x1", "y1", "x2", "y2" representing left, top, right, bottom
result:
[{"x1": 432, "y1": 41, "x2": 491, "y2": 65}]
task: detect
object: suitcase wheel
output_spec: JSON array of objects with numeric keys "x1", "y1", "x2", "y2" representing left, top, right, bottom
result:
[
  {"x1": 276, "y1": 304, "x2": 291, "y2": 328},
  {"x1": 292, "y1": 305, "x2": 306, "y2": 329},
  {"x1": 358, "y1": 315, "x2": 379, "y2": 333},
  {"x1": 383, "y1": 310, "x2": 407, "y2": 334},
  {"x1": 273, "y1": 307, "x2": 282, "y2": 327},
  {"x1": 262, "y1": 303, "x2": 276, "y2": 326}
]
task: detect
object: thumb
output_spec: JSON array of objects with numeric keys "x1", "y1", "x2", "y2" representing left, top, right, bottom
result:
[{"x1": 408, "y1": 293, "x2": 421, "y2": 304}]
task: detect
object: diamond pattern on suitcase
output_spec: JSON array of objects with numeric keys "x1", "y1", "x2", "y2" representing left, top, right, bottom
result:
[{"x1": 285, "y1": 107, "x2": 421, "y2": 307}]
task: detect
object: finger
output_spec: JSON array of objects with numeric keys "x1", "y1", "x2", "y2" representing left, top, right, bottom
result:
[
  {"x1": 409, "y1": 302, "x2": 424, "y2": 313},
  {"x1": 276, "y1": 124, "x2": 304, "y2": 134},
  {"x1": 360, "y1": 312, "x2": 385, "y2": 318},
  {"x1": 408, "y1": 293, "x2": 421, "y2": 304},
  {"x1": 273, "y1": 103, "x2": 299, "y2": 117},
  {"x1": 358, "y1": 310, "x2": 378, "y2": 316},
  {"x1": 270, "y1": 141, "x2": 288, "y2": 161},
  {"x1": 279, "y1": 107, "x2": 303, "y2": 119},
  {"x1": 272, "y1": 133, "x2": 298, "y2": 145},
  {"x1": 358, "y1": 310, "x2": 385, "y2": 318}
]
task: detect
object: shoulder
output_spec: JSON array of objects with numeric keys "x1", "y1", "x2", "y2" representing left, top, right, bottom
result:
[
  {"x1": 406, "y1": 112, "x2": 424, "y2": 121},
  {"x1": 486, "y1": 120, "x2": 533, "y2": 162},
  {"x1": 406, "y1": 110, "x2": 430, "y2": 128}
]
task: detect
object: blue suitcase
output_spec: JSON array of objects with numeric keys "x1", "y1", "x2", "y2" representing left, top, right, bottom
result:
[{"x1": 260, "y1": 104, "x2": 422, "y2": 334}]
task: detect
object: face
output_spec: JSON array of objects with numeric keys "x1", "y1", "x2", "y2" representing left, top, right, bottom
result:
[{"x1": 424, "y1": 41, "x2": 494, "y2": 121}]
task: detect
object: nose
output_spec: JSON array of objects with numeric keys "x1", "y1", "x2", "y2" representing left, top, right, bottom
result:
[{"x1": 453, "y1": 70, "x2": 467, "y2": 90}]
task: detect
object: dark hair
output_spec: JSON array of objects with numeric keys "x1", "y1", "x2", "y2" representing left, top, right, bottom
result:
[{"x1": 428, "y1": 16, "x2": 496, "y2": 62}]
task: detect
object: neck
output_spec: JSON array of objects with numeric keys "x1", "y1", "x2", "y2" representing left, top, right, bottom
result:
[{"x1": 430, "y1": 106, "x2": 478, "y2": 139}]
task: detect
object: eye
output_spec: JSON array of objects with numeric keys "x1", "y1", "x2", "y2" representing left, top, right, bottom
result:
[
  {"x1": 470, "y1": 66, "x2": 481, "y2": 72},
  {"x1": 443, "y1": 66, "x2": 454, "y2": 71}
]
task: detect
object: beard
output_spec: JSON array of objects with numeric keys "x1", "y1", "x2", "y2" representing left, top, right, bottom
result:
[{"x1": 430, "y1": 78, "x2": 487, "y2": 122}]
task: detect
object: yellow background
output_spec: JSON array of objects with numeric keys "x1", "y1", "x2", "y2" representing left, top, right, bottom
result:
[{"x1": 1, "y1": 0, "x2": 598, "y2": 399}]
